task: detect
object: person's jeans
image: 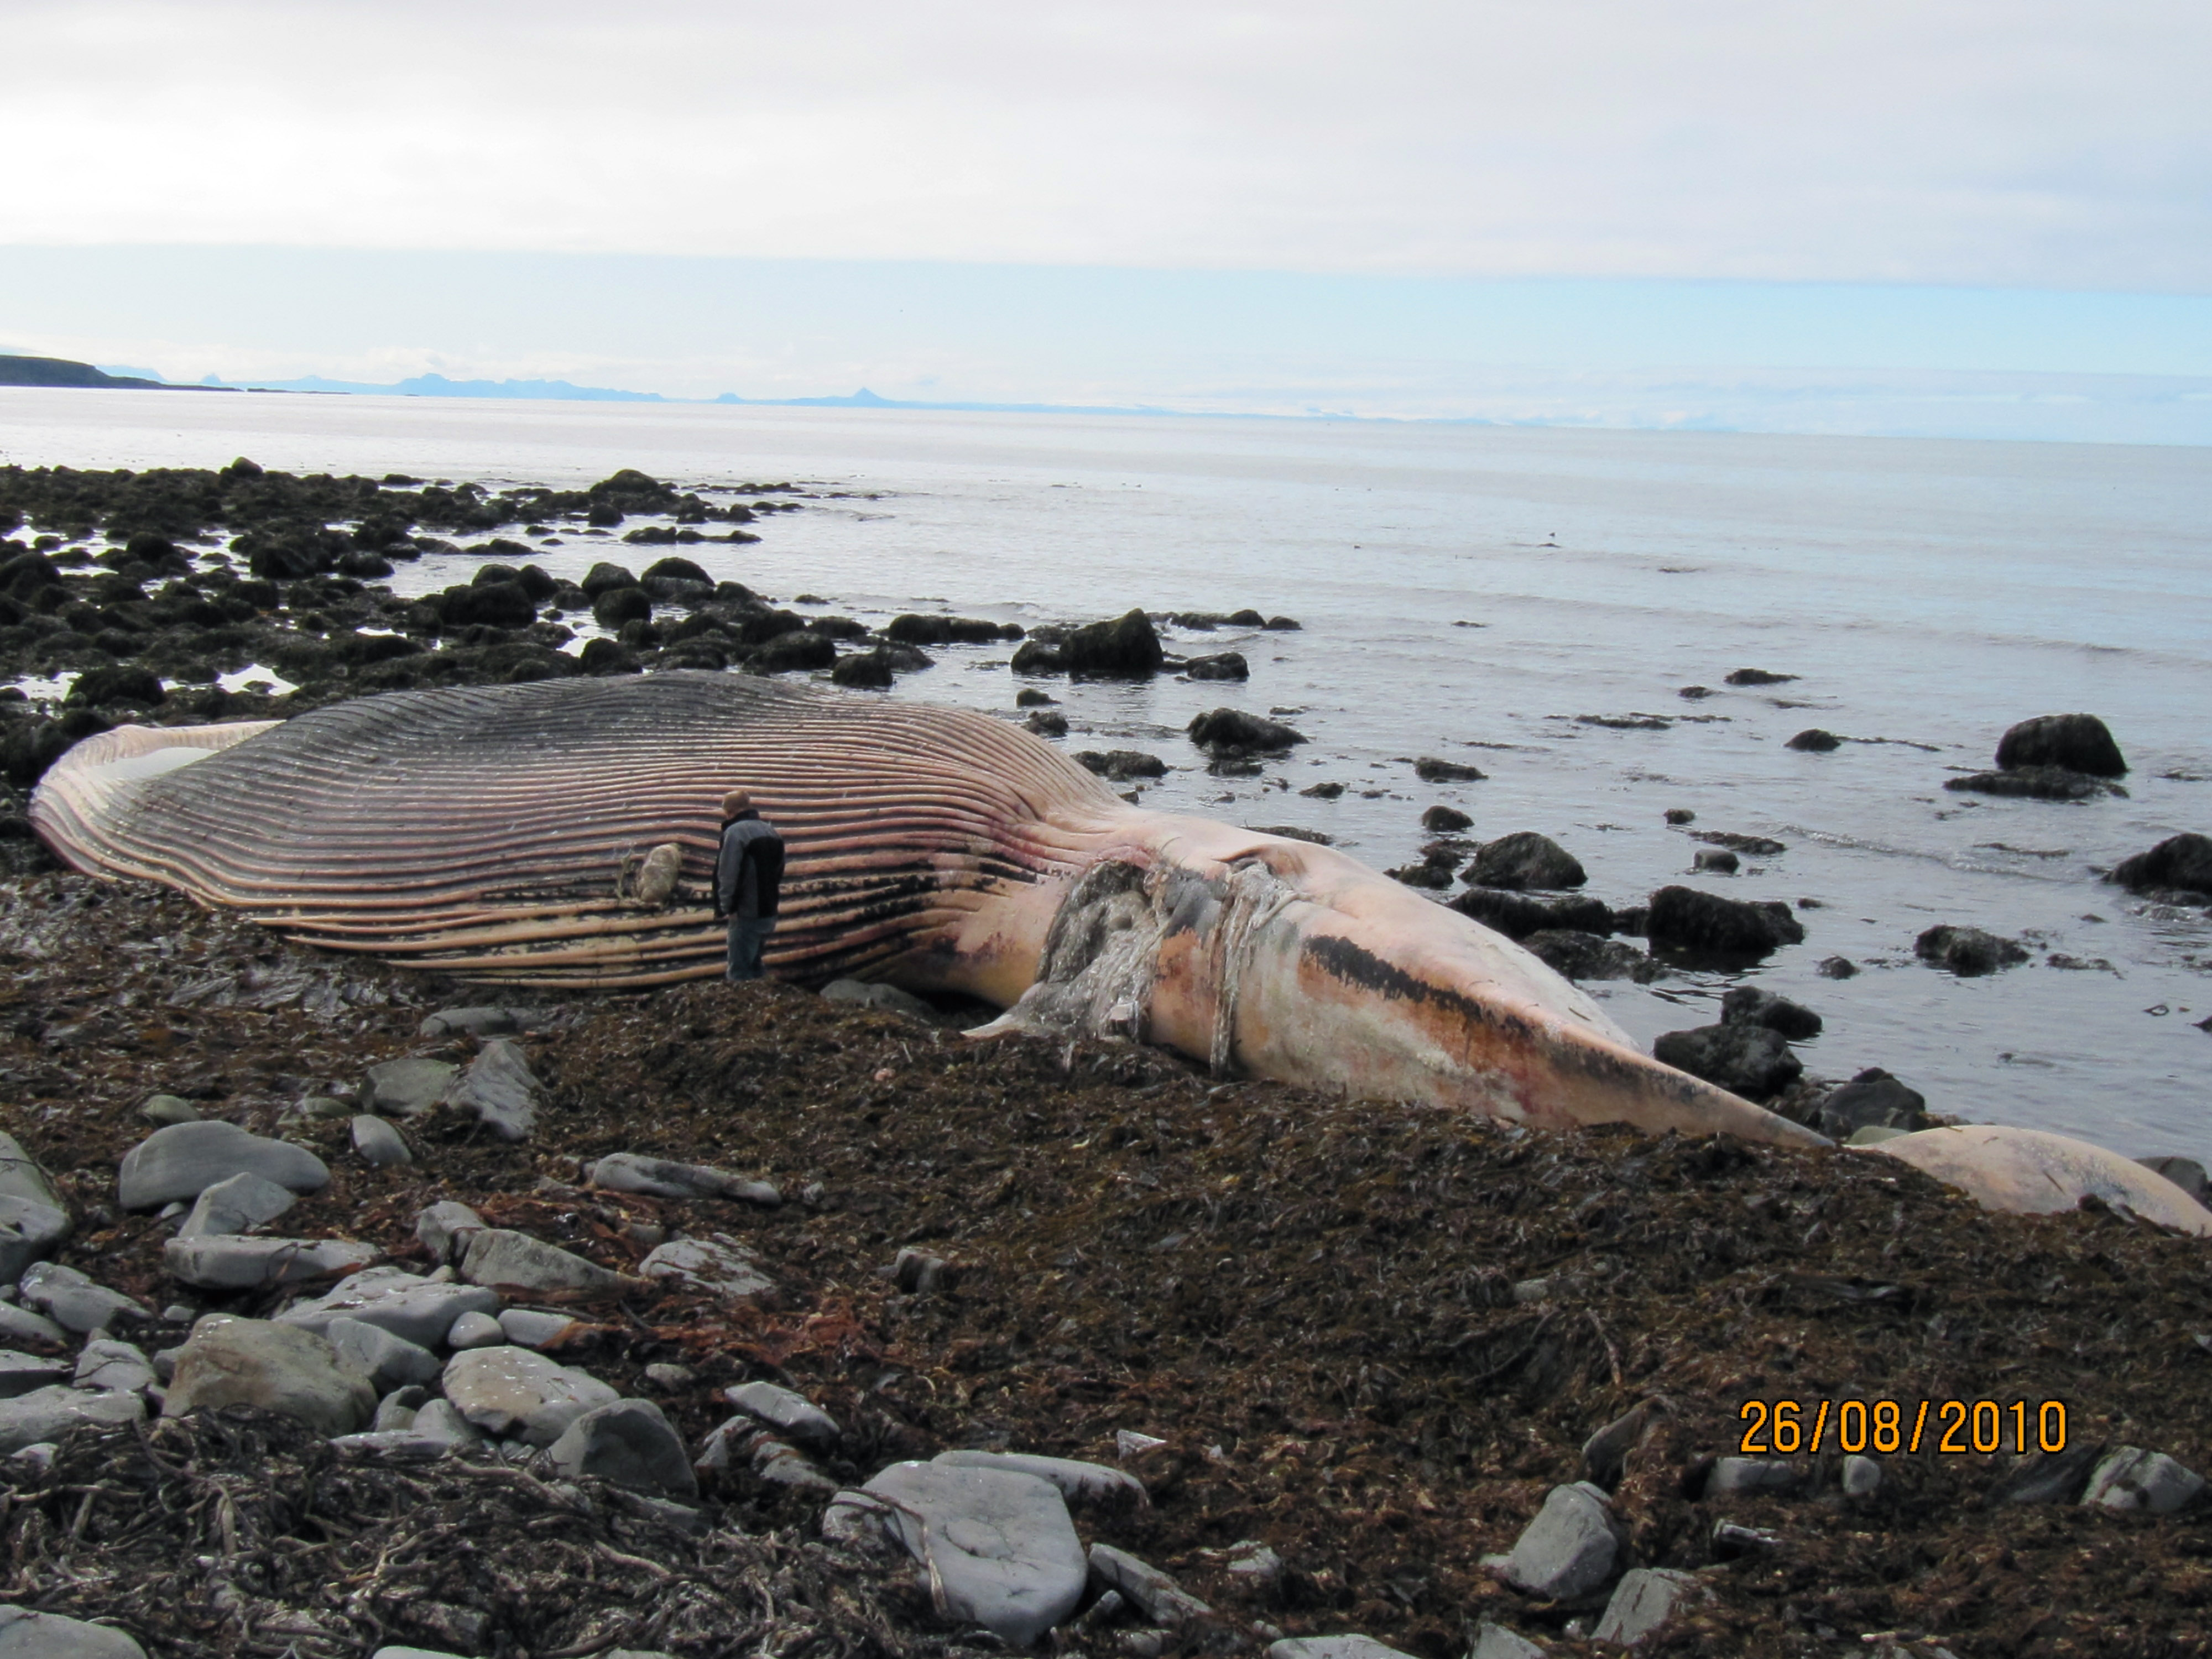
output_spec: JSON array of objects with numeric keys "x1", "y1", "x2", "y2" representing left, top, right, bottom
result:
[{"x1": 726, "y1": 915, "x2": 774, "y2": 981}]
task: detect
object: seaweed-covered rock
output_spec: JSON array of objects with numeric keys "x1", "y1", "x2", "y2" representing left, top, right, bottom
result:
[
  {"x1": 1719, "y1": 985, "x2": 1822, "y2": 1040},
  {"x1": 1817, "y1": 1068, "x2": 1928, "y2": 1139},
  {"x1": 1521, "y1": 930, "x2": 1661, "y2": 983},
  {"x1": 1646, "y1": 886, "x2": 1805, "y2": 961},
  {"x1": 591, "y1": 586, "x2": 653, "y2": 630},
  {"x1": 830, "y1": 648, "x2": 895, "y2": 689},
  {"x1": 886, "y1": 614, "x2": 1014, "y2": 646},
  {"x1": 1413, "y1": 756, "x2": 1485, "y2": 783},
  {"x1": 1467, "y1": 832, "x2": 1584, "y2": 891},
  {"x1": 1947, "y1": 766, "x2": 2123, "y2": 801},
  {"x1": 1010, "y1": 638, "x2": 1067, "y2": 675},
  {"x1": 1915, "y1": 924, "x2": 2028, "y2": 976},
  {"x1": 1652, "y1": 1024, "x2": 1802, "y2": 1099},
  {"x1": 1448, "y1": 888, "x2": 1613, "y2": 941},
  {"x1": 1787, "y1": 728, "x2": 1841, "y2": 752},
  {"x1": 2109, "y1": 833, "x2": 2212, "y2": 900},
  {"x1": 1075, "y1": 750, "x2": 1166, "y2": 781},
  {"x1": 1185, "y1": 651, "x2": 1248, "y2": 681},
  {"x1": 1188, "y1": 708, "x2": 1305, "y2": 755},
  {"x1": 1422, "y1": 804, "x2": 1473, "y2": 834},
  {"x1": 1997, "y1": 713, "x2": 2127, "y2": 778},
  {"x1": 1065, "y1": 609, "x2": 1162, "y2": 678}
]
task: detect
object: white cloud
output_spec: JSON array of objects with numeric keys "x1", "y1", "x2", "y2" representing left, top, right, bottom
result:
[{"x1": 4, "y1": 0, "x2": 2208, "y2": 288}]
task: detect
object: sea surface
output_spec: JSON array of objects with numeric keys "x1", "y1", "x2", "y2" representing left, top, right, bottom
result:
[{"x1": 4, "y1": 388, "x2": 2210, "y2": 1157}]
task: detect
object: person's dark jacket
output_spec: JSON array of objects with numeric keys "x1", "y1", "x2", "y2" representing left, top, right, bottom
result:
[{"x1": 715, "y1": 812, "x2": 785, "y2": 919}]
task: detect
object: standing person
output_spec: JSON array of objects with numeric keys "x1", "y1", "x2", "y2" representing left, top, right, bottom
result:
[{"x1": 714, "y1": 789, "x2": 784, "y2": 982}]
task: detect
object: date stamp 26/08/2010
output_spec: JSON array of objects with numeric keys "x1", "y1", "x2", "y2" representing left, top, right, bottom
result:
[{"x1": 1738, "y1": 1398, "x2": 2070, "y2": 1458}]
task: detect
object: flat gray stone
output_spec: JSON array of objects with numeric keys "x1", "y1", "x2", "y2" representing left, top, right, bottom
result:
[
  {"x1": 0, "y1": 1194, "x2": 71, "y2": 1285},
  {"x1": 442, "y1": 1347, "x2": 619, "y2": 1445},
  {"x1": 1270, "y1": 1640, "x2": 1421, "y2": 1659},
  {"x1": 590, "y1": 1153, "x2": 780, "y2": 1206},
  {"x1": 1841, "y1": 1455, "x2": 1882, "y2": 1498},
  {"x1": 414, "y1": 1201, "x2": 487, "y2": 1264},
  {"x1": 0, "y1": 1384, "x2": 143, "y2": 1454},
  {"x1": 17, "y1": 1263, "x2": 150, "y2": 1334},
  {"x1": 937, "y1": 1448, "x2": 1145, "y2": 1511},
  {"x1": 138, "y1": 1093, "x2": 201, "y2": 1126},
  {"x1": 1502, "y1": 1481, "x2": 1620, "y2": 1599},
  {"x1": 0, "y1": 1351, "x2": 68, "y2": 1397},
  {"x1": 164, "y1": 1316, "x2": 374, "y2": 1435},
  {"x1": 419, "y1": 1005, "x2": 529, "y2": 1038},
  {"x1": 409, "y1": 1397, "x2": 485, "y2": 1449},
  {"x1": 1088, "y1": 1542, "x2": 1211, "y2": 1626},
  {"x1": 822, "y1": 979, "x2": 941, "y2": 1021},
  {"x1": 2083, "y1": 1446, "x2": 2206, "y2": 1513},
  {"x1": 351, "y1": 1115, "x2": 413, "y2": 1167},
  {"x1": 363, "y1": 1056, "x2": 458, "y2": 1117},
  {"x1": 545, "y1": 1398, "x2": 698, "y2": 1497},
  {"x1": 164, "y1": 1235, "x2": 379, "y2": 1290},
  {"x1": 460, "y1": 1229, "x2": 642, "y2": 1298},
  {"x1": 0, "y1": 1302, "x2": 66, "y2": 1347},
  {"x1": 639, "y1": 1236, "x2": 772, "y2": 1298},
  {"x1": 0, "y1": 1131, "x2": 63, "y2": 1210},
  {"x1": 446, "y1": 1039, "x2": 539, "y2": 1141},
  {"x1": 117, "y1": 1121, "x2": 329, "y2": 1211},
  {"x1": 497, "y1": 1308, "x2": 582, "y2": 1349},
  {"x1": 326, "y1": 1317, "x2": 441, "y2": 1391},
  {"x1": 1469, "y1": 1625, "x2": 1549, "y2": 1659},
  {"x1": 372, "y1": 1648, "x2": 471, "y2": 1659},
  {"x1": 74, "y1": 1338, "x2": 156, "y2": 1395},
  {"x1": 328, "y1": 1428, "x2": 456, "y2": 1460},
  {"x1": 0, "y1": 1606, "x2": 149, "y2": 1658},
  {"x1": 1593, "y1": 1568, "x2": 1708, "y2": 1647},
  {"x1": 724, "y1": 1380, "x2": 841, "y2": 1453},
  {"x1": 276, "y1": 1266, "x2": 499, "y2": 1349},
  {"x1": 176, "y1": 1171, "x2": 298, "y2": 1239},
  {"x1": 1707, "y1": 1456, "x2": 1802, "y2": 1496},
  {"x1": 860, "y1": 1460, "x2": 1088, "y2": 1645}
]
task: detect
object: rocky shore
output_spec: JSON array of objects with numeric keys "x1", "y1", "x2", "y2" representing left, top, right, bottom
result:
[{"x1": 0, "y1": 462, "x2": 2209, "y2": 1657}]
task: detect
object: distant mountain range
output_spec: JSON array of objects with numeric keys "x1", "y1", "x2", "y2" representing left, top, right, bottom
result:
[{"x1": 0, "y1": 353, "x2": 196, "y2": 391}]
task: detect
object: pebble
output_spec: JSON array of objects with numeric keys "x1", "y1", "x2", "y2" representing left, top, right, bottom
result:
[
  {"x1": 408, "y1": 1397, "x2": 485, "y2": 1449},
  {"x1": 858, "y1": 1460, "x2": 1089, "y2": 1646},
  {"x1": 419, "y1": 1005, "x2": 533, "y2": 1038},
  {"x1": 0, "y1": 1384, "x2": 144, "y2": 1455},
  {"x1": 351, "y1": 1114, "x2": 414, "y2": 1167},
  {"x1": 1842, "y1": 1454, "x2": 1883, "y2": 1498},
  {"x1": 176, "y1": 1171, "x2": 298, "y2": 1239},
  {"x1": 589, "y1": 1152, "x2": 780, "y2": 1206},
  {"x1": 1088, "y1": 1542, "x2": 1211, "y2": 1626},
  {"x1": 116, "y1": 1120, "x2": 330, "y2": 1211},
  {"x1": 2081, "y1": 1446, "x2": 2206, "y2": 1513},
  {"x1": 1592, "y1": 1568, "x2": 1708, "y2": 1646},
  {"x1": 1270, "y1": 1640, "x2": 1419, "y2": 1659},
  {"x1": 164, "y1": 1316, "x2": 375, "y2": 1436},
  {"x1": 497, "y1": 1307, "x2": 582, "y2": 1349},
  {"x1": 441, "y1": 1346, "x2": 619, "y2": 1444},
  {"x1": 460, "y1": 1229, "x2": 643, "y2": 1297},
  {"x1": 74, "y1": 1338, "x2": 157, "y2": 1396},
  {"x1": 546, "y1": 1398, "x2": 699, "y2": 1498},
  {"x1": 0, "y1": 1302, "x2": 66, "y2": 1347},
  {"x1": 1469, "y1": 1626, "x2": 1548, "y2": 1659},
  {"x1": 1219, "y1": 1541, "x2": 1283, "y2": 1583},
  {"x1": 446, "y1": 1038, "x2": 540, "y2": 1141},
  {"x1": 891, "y1": 1246, "x2": 952, "y2": 1295},
  {"x1": 639, "y1": 1235, "x2": 773, "y2": 1298},
  {"x1": 1117, "y1": 1429, "x2": 1168, "y2": 1457},
  {"x1": 362, "y1": 1056, "x2": 459, "y2": 1117},
  {"x1": 936, "y1": 1448, "x2": 1145, "y2": 1512},
  {"x1": 1501, "y1": 1482, "x2": 1620, "y2": 1599},
  {"x1": 1582, "y1": 1396, "x2": 1669, "y2": 1489},
  {"x1": 643, "y1": 1361, "x2": 694, "y2": 1390},
  {"x1": 18, "y1": 1262, "x2": 152, "y2": 1334},
  {"x1": 447, "y1": 1311, "x2": 505, "y2": 1349},
  {"x1": 1707, "y1": 1456, "x2": 1802, "y2": 1496},
  {"x1": 820, "y1": 979, "x2": 942, "y2": 1022},
  {"x1": 414, "y1": 1199, "x2": 487, "y2": 1263},
  {"x1": 723, "y1": 1380, "x2": 841, "y2": 1452},
  {"x1": 276, "y1": 1266, "x2": 499, "y2": 1349},
  {"x1": 138, "y1": 1094, "x2": 201, "y2": 1126},
  {"x1": 163, "y1": 1235, "x2": 379, "y2": 1290},
  {"x1": 326, "y1": 1318, "x2": 441, "y2": 1391},
  {"x1": 1693, "y1": 847, "x2": 1739, "y2": 873},
  {"x1": 0, "y1": 1606, "x2": 150, "y2": 1658}
]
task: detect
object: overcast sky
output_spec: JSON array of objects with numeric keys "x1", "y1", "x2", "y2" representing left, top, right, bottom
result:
[{"x1": 5, "y1": 0, "x2": 2210, "y2": 430}]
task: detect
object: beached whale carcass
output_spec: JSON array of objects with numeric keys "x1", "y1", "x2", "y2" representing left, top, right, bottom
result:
[{"x1": 36, "y1": 672, "x2": 1820, "y2": 1147}]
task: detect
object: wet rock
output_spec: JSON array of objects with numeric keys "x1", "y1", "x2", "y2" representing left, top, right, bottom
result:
[
  {"x1": 885, "y1": 613, "x2": 1013, "y2": 646},
  {"x1": 442, "y1": 1346, "x2": 619, "y2": 1445},
  {"x1": 1915, "y1": 924, "x2": 2028, "y2": 976},
  {"x1": 751, "y1": 630, "x2": 838, "y2": 674},
  {"x1": 1787, "y1": 728, "x2": 1841, "y2": 752},
  {"x1": 447, "y1": 1311, "x2": 504, "y2": 1349},
  {"x1": 2137, "y1": 1156, "x2": 2211, "y2": 1206},
  {"x1": 859, "y1": 1460, "x2": 1089, "y2": 1645},
  {"x1": 821, "y1": 979, "x2": 941, "y2": 1022},
  {"x1": 640, "y1": 1236, "x2": 773, "y2": 1298},
  {"x1": 1065, "y1": 609, "x2": 1164, "y2": 678},
  {"x1": 1521, "y1": 931, "x2": 1662, "y2": 984},
  {"x1": 325, "y1": 1316, "x2": 441, "y2": 1391},
  {"x1": 1997, "y1": 713, "x2": 2127, "y2": 777},
  {"x1": 546, "y1": 1399, "x2": 698, "y2": 1498},
  {"x1": 362, "y1": 1056, "x2": 459, "y2": 1116},
  {"x1": 830, "y1": 647, "x2": 896, "y2": 689},
  {"x1": 164, "y1": 1316, "x2": 374, "y2": 1435},
  {"x1": 1646, "y1": 886, "x2": 1805, "y2": 961},
  {"x1": 1652, "y1": 1025, "x2": 1802, "y2": 1099},
  {"x1": 137, "y1": 1094, "x2": 200, "y2": 1126},
  {"x1": 352, "y1": 1115, "x2": 412, "y2": 1167},
  {"x1": 2110, "y1": 833, "x2": 2212, "y2": 901},
  {"x1": 1422, "y1": 804, "x2": 1473, "y2": 833},
  {"x1": 590, "y1": 1152, "x2": 780, "y2": 1206},
  {"x1": 937, "y1": 1448, "x2": 1145, "y2": 1512},
  {"x1": 1468, "y1": 832, "x2": 1585, "y2": 890},
  {"x1": 1719, "y1": 985, "x2": 1822, "y2": 1039},
  {"x1": 1818, "y1": 1068, "x2": 1928, "y2": 1139},
  {"x1": 1947, "y1": 766, "x2": 2121, "y2": 801},
  {"x1": 117, "y1": 1120, "x2": 330, "y2": 1210},
  {"x1": 1693, "y1": 848, "x2": 1738, "y2": 873},
  {"x1": 414, "y1": 1200, "x2": 487, "y2": 1263},
  {"x1": 1991, "y1": 1444, "x2": 2104, "y2": 1504},
  {"x1": 1188, "y1": 708, "x2": 1306, "y2": 755},
  {"x1": 1009, "y1": 638, "x2": 1067, "y2": 675},
  {"x1": 1817, "y1": 955, "x2": 1859, "y2": 979},
  {"x1": 0, "y1": 1607, "x2": 149, "y2": 1658},
  {"x1": 176, "y1": 1171, "x2": 298, "y2": 1239},
  {"x1": 1841, "y1": 1454, "x2": 1882, "y2": 1498},
  {"x1": 1501, "y1": 1481, "x2": 1620, "y2": 1599},
  {"x1": 1076, "y1": 749, "x2": 1168, "y2": 782},
  {"x1": 1185, "y1": 651, "x2": 1249, "y2": 681},
  {"x1": 1706, "y1": 1456, "x2": 1801, "y2": 1495},
  {"x1": 163, "y1": 1235, "x2": 379, "y2": 1290},
  {"x1": 1015, "y1": 688, "x2": 1057, "y2": 707},
  {"x1": 17, "y1": 1264, "x2": 149, "y2": 1334},
  {"x1": 1593, "y1": 1568, "x2": 1708, "y2": 1647},
  {"x1": 445, "y1": 1039, "x2": 540, "y2": 1140},
  {"x1": 1725, "y1": 667, "x2": 1796, "y2": 686},
  {"x1": 277, "y1": 1266, "x2": 499, "y2": 1349},
  {"x1": 461, "y1": 1229, "x2": 642, "y2": 1298},
  {"x1": 1025, "y1": 708, "x2": 1069, "y2": 736},
  {"x1": 1414, "y1": 755, "x2": 1485, "y2": 783},
  {"x1": 1447, "y1": 888, "x2": 1612, "y2": 941},
  {"x1": 725, "y1": 1380, "x2": 841, "y2": 1453},
  {"x1": 1089, "y1": 1542, "x2": 1211, "y2": 1625},
  {"x1": 1300, "y1": 781, "x2": 1345, "y2": 799},
  {"x1": 2081, "y1": 1447, "x2": 2205, "y2": 1513}
]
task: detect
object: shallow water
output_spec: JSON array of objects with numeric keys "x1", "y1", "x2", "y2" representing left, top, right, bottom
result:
[{"x1": 4, "y1": 388, "x2": 2210, "y2": 1156}]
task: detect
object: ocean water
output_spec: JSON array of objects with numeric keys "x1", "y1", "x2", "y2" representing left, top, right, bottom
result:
[{"x1": 4, "y1": 388, "x2": 2210, "y2": 1156}]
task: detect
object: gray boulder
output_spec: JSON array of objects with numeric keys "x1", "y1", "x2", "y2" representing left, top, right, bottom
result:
[
  {"x1": 2081, "y1": 1447, "x2": 2205, "y2": 1513},
  {"x1": 589, "y1": 1154, "x2": 780, "y2": 1206},
  {"x1": 176, "y1": 1171, "x2": 298, "y2": 1239},
  {"x1": 545, "y1": 1399, "x2": 698, "y2": 1497},
  {"x1": 446, "y1": 1039, "x2": 539, "y2": 1140},
  {"x1": 351, "y1": 1115, "x2": 413, "y2": 1167},
  {"x1": 163, "y1": 1235, "x2": 378, "y2": 1290},
  {"x1": 460, "y1": 1229, "x2": 643, "y2": 1298},
  {"x1": 1652, "y1": 1024, "x2": 1802, "y2": 1099},
  {"x1": 724, "y1": 1380, "x2": 841, "y2": 1453},
  {"x1": 2137, "y1": 1156, "x2": 2212, "y2": 1206},
  {"x1": 163, "y1": 1317, "x2": 374, "y2": 1435},
  {"x1": 1469, "y1": 832, "x2": 1585, "y2": 891},
  {"x1": 0, "y1": 1131, "x2": 63, "y2": 1211},
  {"x1": 442, "y1": 1347, "x2": 619, "y2": 1445},
  {"x1": 0, "y1": 1384, "x2": 143, "y2": 1454},
  {"x1": 821, "y1": 980, "x2": 941, "y2": 1024},
  {"x1": 0, "y1": 1303, "x2": 66, "y2": 1347},
  {"x1": 74, "y1": 1338, "x2": 156, "y2": 1396},
  {"x1": 2110, "y1": 833, "x2": 2212, "y2": 901},
  {"x1": 325, "y1": 1317, "x2": 441, "y2": 1391},
  {"x1": 363, "y1": 1056, "x2": 459, "y2": 1116},
  {"x1": 639, "y1": 1236, "x2": 773, "y2": 1298},
  {"x1": 1088, "y1": 1542, "x2": 1210, "y2": 1626},
  {"x1": 1719, "y1": 985, "x2": 1822, "y2": 1039},
  {"x1": 138, "y1": 1094, "x2": 201, "y2": 1126},
  {"x1": 447, "y1": 1311, "x2": 505, "y2": 1349},
  {"x1": 859, "y1": 1460, "x2": 1088, "y2": 1645},
  {"x1": 498, "y1": 1308, "x2": 583, "y2": 1350},
  {"x1": 0, "y1": 1133, "x2": 69, "y2": 1281},
  {"x1": 1468, "y1": 1627, "x2": 1548, "y2": 1659},
  {"x1": 276, "y1": 1266, "x2": 499, "y2": 1349},
  {"x1": 18, "y1": 1263, "x2": 150, "y2": 1334},
  {"x1": 414, "y1": 1199, "x2": 487, "y2": 1263},
  {"x1": 1707, "y1": 1456, "x2": 1801, "y2": 1495},
  {"x1": 0, "y1": 1607, "x2": 149, "y2": 1658},
  {"x1": 1501, "y1": 1481, "x2": 1620, "y2": 1599},
  {"x1": 1646, "y1": 886, "x2": 1804, "y2": 961},
  {"x1": 420, "y1": 1005, "x2": 541, "y2": 1038},
  {"x1": 936, "y1": 1448, "x2": 1145, "y2": 1512},
  {"x1": 1817, "y1": 1069, "x2": 1928, "y2": 1139},
  {"x1": 1593, "y1": 1568, "x2": 1709, "y2": 1647},
  {"x1": 117, "y1": 1120, "x2": 329, "y2": 1211},
  {"x1": 1841, "y1": 1455, "x2": 1882, "y2": 1498},
  {"x1": 1996, "y1": 712, "x2": 2127, "y2": 777},
  {"x1": 0, "y1": 1352, "x2": 69, "y2": 1397}
]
